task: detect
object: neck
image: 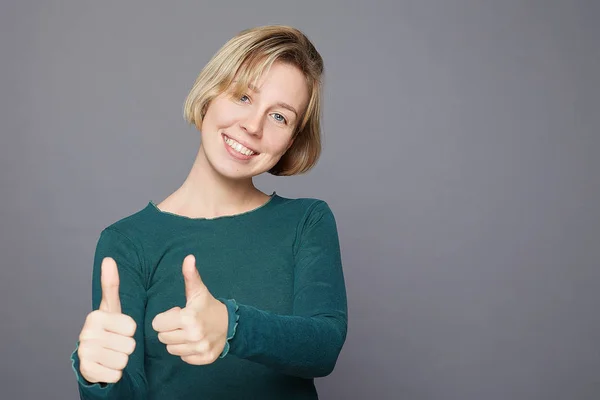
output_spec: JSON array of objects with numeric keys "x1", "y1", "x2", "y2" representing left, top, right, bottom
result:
[{"x1": 160, "y1": 144, "x2": 269, "y2": 219}]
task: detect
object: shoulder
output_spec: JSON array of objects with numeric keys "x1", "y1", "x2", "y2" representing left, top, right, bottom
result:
[
  {"x1": 272, "y1": 194, "x2": 339, "y2": 239},
  {"x1": 270, "y1": 194, "x2": 337, "y2": 226},
  {"x1": 95, "y1": 203, "x2": 156, "y2": 250},
  {"x1": 271, "y1": 195, "x2": 342, "y2": 257},
  {"x1": 273, "y1": 194, "x2": 334, "y2": 215}
]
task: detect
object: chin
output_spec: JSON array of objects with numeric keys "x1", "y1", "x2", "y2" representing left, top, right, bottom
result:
[{"x1": 213, "y1": 162, "x2": 266, "y2": 181}]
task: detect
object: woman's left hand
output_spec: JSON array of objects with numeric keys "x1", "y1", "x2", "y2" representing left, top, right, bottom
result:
[{"x1": 152, "y1": 254, "x2": 229, "y2": 365}]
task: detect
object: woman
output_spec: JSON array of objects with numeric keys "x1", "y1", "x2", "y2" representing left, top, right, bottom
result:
[{"x1": 71, "y1": 25, "x2": 348, "y2": 399}]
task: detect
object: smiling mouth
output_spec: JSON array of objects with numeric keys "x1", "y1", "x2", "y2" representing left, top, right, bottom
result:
[{"x1": 222, "y1": 134, "x2": 259, "y2": 156}]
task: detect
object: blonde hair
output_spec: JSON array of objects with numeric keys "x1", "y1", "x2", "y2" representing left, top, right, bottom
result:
[{"x1": 183, "y1": 25, "x2": 324, "y2": 176}]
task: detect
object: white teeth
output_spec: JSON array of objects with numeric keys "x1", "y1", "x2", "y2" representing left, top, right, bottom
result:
[{"x1": 225, "y1": 136, "x2": 255, "y2": 156}]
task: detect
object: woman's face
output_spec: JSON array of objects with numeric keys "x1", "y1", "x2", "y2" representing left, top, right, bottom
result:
[{"x1": 199, "y1": 61, "x2": 310, "y2": 181}]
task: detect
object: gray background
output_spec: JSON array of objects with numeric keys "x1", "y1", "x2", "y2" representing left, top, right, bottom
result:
[{"x1": 1, "y1": 1, "x2": 599, "y2": 399}]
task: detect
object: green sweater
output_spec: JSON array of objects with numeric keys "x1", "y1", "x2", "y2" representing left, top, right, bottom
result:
[{"x1": 70, "y1": 193, "x2": 348, "y2": 399}]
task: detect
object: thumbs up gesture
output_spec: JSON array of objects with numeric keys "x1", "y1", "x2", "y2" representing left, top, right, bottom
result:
[
  {"x1": 77, "y1": 257, "x2": 137, "y2": 383},
  {"x1": 152, "y1": 255, "x2": 228, "y2": 365}
]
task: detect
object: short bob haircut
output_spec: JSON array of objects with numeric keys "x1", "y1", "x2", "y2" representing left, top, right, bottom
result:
[{"x1": 183, "y1": 25, "x2": 324, "y2": 176}]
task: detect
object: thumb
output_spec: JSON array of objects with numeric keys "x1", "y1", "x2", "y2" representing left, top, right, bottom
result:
[
  {"x1": 182, "y1": 254, "x2": 204, "y2": 302},
  {"x1": 99, "y1": 257, "x2": 121, "y2": 314}
]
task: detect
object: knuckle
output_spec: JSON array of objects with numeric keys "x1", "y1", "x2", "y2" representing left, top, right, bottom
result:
[
  {"x1": 195, "y1": 341, "x2": 209, "y2": 354},
  {"x1": 80, "y1": 326, "x2": 101, "y2": 341},
  {"x1": 108, "y1": 369, "x2": 123, "y2": 383},
  {"x1": 77, "y1": 342, "x2": 94, "y2": 360},
  {"x1": 78, "y1": 329, "x2": 90, "y2": 342},
  {"x1": 125, "y1": 317, "x2": 137, "y2": 336},
  {"x1": 186, "y1": 328, "x2": 202, "y2": 342},
  {"x1": 208, "y1": 350, "x2": 219, "y2": 362},
  {"x1": 151, "y1": 316, "x2": 160, "y2": 331},
  {"x1": 166, "y1": 345, "x2": 176, "y2": 355},
  {"x1": 79, "y1": 361, "x2": 93, "y2": 379},
  {"x1": 85, "y1": 311, "x2": 97, "y2": 323},
  {"x1": 84, "y1": 311, "x2": 101, "y2": 328},
  {"x1": 77, "y1": 344, "x2": 88, "y2": 359},
  {"x1": 193, "y1": 342, "x2": 204, "y2": 354},
  {"x1": 125, "y1": 338, "x2": 136, "y2": 355},
  {"x1": 116, "y1": 353, "x2": 129, "y2": 370}
]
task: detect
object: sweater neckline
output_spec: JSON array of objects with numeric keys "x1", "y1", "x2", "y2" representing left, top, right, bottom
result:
[{"x1": 148, "y1": 192, "x2": 279, "y2": 222}]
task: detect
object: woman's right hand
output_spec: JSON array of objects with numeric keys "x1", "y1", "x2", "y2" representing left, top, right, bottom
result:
[{"x1": 77, "y1": 257, "x2": 137, "y2": 384}]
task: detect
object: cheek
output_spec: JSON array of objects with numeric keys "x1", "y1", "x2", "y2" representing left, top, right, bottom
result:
[
  {"x1": 202, "y1": 101, "x2": 240, "y2": 131},
  {"x1": 263, "y1": 134, "x2": 294, "y2": 156}
]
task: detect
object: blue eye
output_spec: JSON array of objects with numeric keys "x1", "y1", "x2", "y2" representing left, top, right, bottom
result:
[
  {"x1": 240, "y1": 95, "x2": 250, "y2": 102},
  {"x1": 272, "y1": 113, "x2": 287, "y2": 124}
]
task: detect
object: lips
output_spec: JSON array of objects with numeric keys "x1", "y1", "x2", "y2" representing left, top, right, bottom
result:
[
  {"x1": 222, "y1": 133, "x2": 259, "y2": 155},
  {"x1": 221, "y1": 134, "x2": 260, "y2": 161}
]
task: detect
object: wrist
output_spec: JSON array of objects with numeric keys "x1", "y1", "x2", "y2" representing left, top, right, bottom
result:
[{"x1": 217, "y1": 298, "x2": 240, "y2": 358}]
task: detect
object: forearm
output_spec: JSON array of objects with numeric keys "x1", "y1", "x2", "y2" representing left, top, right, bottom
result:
[{"x1": 225, "y1": 300, "x2": 347, "y2": 378}]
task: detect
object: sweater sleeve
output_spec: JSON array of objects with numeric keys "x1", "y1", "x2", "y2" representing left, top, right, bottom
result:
[
  {"x1": 225, "y1": 201, "x2": 348, "y2": 378},
  {"x1": 70, "y1": 228, "x2": 149, "y2": 399}
]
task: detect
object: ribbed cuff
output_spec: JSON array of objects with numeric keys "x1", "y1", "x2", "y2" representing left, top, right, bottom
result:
[{"x1": 218, "y1": 298, "x2": 239, "y2": 358}]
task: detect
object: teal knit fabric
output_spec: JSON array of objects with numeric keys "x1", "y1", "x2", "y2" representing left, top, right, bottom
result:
[{"x1": 70, "y1": 194, "x2": 348, "y2": 399}]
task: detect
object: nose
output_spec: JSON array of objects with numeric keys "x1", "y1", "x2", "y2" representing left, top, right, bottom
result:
[{"x1": 239, "y1": 108, "x2": 263, "y2": 137}]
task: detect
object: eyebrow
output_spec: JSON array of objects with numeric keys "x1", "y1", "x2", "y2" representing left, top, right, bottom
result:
[{"x1": 246, "y1": 83, "x2": 299, "y2": 118}]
